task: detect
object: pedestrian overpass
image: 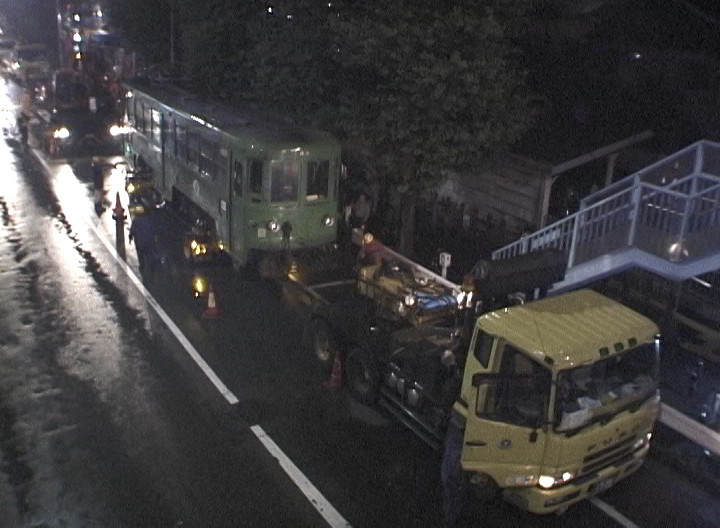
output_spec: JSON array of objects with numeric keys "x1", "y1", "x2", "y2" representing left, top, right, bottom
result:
[{"x1": 492, "y1": 140, "x2": 720, "y2": 293}]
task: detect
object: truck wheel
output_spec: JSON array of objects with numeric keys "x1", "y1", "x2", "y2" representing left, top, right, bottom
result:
[
  {"x1": 302, "y1": 318, "x2": 338, "y2": 380},
  {"x1": 345, "y1": 346, "x2": 379, "y2": 405}
]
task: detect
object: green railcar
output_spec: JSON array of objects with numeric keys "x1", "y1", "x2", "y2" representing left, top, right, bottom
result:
[{"x1": 122, "y1": 80, "x2": 340, "y2": 269}]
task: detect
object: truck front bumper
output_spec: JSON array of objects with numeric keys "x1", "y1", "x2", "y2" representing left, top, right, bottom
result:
[{"x1": 501, "y1": 444, "x2": 649, "y2": 514}]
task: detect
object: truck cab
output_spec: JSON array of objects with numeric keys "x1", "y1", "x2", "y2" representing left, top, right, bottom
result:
[
  {"x1": 456, "y1": 289, "x2": 660, "y2": 513},
  {"x1": 304, "y1": 250, "x2": 661, "y2": 515}
]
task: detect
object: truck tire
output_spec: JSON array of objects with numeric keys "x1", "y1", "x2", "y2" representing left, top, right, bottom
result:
[
  {"x1": 302, "y1": 318, "x2": 337, "y2": 379},
  {"x1": 345, "y1": 346, "x2": 379, "y2": 405}
]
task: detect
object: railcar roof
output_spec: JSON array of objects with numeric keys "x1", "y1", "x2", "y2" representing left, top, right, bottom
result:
[
  {"x1": 476, "y1": 289, "x2": 659, "y2": 370},
  {"x1": 124, "y1": 79, "x2": 339, "y2": 147}
]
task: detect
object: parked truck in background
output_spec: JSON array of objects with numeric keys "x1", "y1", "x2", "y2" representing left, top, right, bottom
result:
[{"x1": 302, "y1": 244, "x2": 661, "y2": 515}]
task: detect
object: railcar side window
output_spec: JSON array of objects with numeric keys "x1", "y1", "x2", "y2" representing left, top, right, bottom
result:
[
  {"x1": 145, "y1": 106, "x2": 152, "y2": 138},
  {"x1": 270, "y1": 161, "x2": 299, "y2": 202},
  {"x1": 151, "y1": 109, "x2": 162, "y2": 145},
  {"x1": 176, "y1": 125, "x2": 187, "y2": 161},
  {"x1": 187, "y1": 131, "x2": 199, "y2": 168},
  {"x1": 306, "y1": 160, "x2": 330, "y2": 201},
  {"x1": 218, "y1": 149, "x2": 229, "y2": 182},
  {"x1": 233, "y1": 161, "x2": 243, "y2": 196},
  {"x1": 167, "y1": 118, "x2": 175, "y2": 155},
  {"x1": 135, "y1": 101, "x2": 145, "y2": 132},
  {"x1": 249, "y1": 159, "x2": 263, "y2": 202},
  {"x1": 199, "y1": 138, "x2": 218, "y2": 179}
]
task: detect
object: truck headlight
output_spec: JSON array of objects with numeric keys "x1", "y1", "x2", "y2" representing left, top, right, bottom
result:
[
  {"x1": 53, "y1": 127, "x2": 70, "y2": 139},
  {"x1": 267, "y1": 220, "x2": 280, "y2": 232},
  {"x1": 538, "y1": 472, "x2": 574, "y2": 489},
  {"x1": 633, "y1": 432, "x2": 652, "y2": 451},
  {"x1": 321, "y1": 214, "x2": 335, "y2": 227}
]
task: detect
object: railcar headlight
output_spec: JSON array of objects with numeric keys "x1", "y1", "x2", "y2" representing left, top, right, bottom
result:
[
  {"x1": 53, "y1": 127, "x2": 70, "y2": 139},
  {"x1": 109, "y1": 124, "x2": 129, "y2": 136},
  {"x1": 267, "y1": 220, "x2": 280, "y2": 232},
  {"x1": 321, "y1": 214, "x2": 335, "y2": 227}
]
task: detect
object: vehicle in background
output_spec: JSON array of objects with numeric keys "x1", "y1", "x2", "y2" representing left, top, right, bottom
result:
[
  {"x1": 7, "y1": 44, "x2": 51, "y2": 85},
  {"x1": 303, "y1": 250, "x2": 661, "y2": 515},
  {"x1": 35, "y1": 68, "x2": 123, "y2": 158},
  {"x1": 122, "y1": 79, "x2": 341, "y2": 276}
]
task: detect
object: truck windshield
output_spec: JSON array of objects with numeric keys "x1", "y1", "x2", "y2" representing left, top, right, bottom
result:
[{"x1": 554, "y1": 341, "x2": 659, "y2": 434}]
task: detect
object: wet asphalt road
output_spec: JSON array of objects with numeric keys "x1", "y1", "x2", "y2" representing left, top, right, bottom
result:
[{"x1": 0, "y1": 76, "x2": 719, "y2": 527}]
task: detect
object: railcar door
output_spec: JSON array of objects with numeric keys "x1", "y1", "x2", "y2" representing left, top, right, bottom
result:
[{"x1": 230, "y1": 157, "x2": 246, "y2": 264}]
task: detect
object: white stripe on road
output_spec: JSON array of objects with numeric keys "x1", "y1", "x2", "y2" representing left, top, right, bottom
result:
[
  {"x1": 33, "y1": 151, "x2": 349, "y2": 527},
  {"x1": 251, "y1": 425, "x2": 351, "y2": 528},
  {"x1": 590, "y1": 498, "x2": 639, "y2": 528},
  {"x1": 32, "y1": 151, "x2": 240, "y2": 404},
  {"x1": 90, "y1": 221, "x2": 240, "y2": 405}
]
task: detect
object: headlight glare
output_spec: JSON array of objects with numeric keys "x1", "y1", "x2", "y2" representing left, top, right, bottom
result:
[{"x1": 53, "y1": 127, "x2": 70, "y2": 139}]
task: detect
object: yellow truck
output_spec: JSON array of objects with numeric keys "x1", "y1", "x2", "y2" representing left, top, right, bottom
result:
[{"x1": 303, "y1": 251, "x2": 660, "y2": 516}]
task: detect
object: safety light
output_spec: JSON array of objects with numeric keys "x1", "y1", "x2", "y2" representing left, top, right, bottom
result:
[{"x1": 53, "y1": 127, "x2": 70, "y2": 139}]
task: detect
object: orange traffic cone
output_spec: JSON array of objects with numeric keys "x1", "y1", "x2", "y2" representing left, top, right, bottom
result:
[
  {"x1": 202, "y1": 284, "x2": 223, "y2": 319},
  {"x1": 324, "y1": 351, "x2": 343, "y2": 390}
]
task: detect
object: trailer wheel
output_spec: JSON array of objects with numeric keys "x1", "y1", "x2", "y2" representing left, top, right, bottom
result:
[
  {"x1": 345, "y1": 346, "x2": 379, "y2": 405},
  {"x1": 305, "y1": 318, "x2": 335, "y2": 362}
]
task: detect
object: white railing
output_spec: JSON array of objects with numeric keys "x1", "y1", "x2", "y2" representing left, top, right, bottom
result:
[{"x1": 492, "y1": 140, "x2": 720, "y2": 275}]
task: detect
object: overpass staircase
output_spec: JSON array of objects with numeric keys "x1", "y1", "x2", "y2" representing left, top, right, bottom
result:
[{"x1": 491, "y1": 140, "x2": 720, "y2": 293}]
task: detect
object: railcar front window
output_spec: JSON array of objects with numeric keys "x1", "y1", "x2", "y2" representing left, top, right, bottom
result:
[
  {"x1": 271, "y1": 161, "x2": 299, "y2": 202},
  {"x1": 554, "y1": 342, "x2": 660, "y2": 433},
  {"x1": 306, "y1": 160, "x2": 330, "y2": 201}
]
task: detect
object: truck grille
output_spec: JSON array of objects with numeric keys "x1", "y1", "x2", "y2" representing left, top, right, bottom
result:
[{"x1": 581, "y1": 435, "x2": 637, "y2": 476}]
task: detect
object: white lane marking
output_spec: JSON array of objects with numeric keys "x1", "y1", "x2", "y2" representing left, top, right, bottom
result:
[
  {"x1": 33, "y1": 152, "x2": 349, "y2": 524},
  {"x1": 590, "y1": 498, "x2": 639, "y2": 528},
  {"x1": 32, "y1": 151, "x2": 239, "y2": 405},
  {"x1": 251, "y1": 425, "x2": 351, "y2": 528},
  {"x1": 90, "y1": 223, "x2": 239, "y2": 405}
]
